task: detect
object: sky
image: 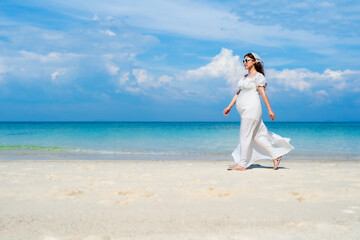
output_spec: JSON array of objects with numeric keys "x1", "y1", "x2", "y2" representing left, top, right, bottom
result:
[{"x1": 0, "y1": 0, "x2": 359, "y2": 122}]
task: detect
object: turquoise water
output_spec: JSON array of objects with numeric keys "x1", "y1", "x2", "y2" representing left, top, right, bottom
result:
[{"x1": 0, "y1": 122, "x2": 359, "y2": 160}]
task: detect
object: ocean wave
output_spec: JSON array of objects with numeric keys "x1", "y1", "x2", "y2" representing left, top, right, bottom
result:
[
  {"x1": 70, "y1": 148, "x2": 217, "y2": 156},
  {"x1": 0, "y1": 145, "x2": 359, "y2": 161}
]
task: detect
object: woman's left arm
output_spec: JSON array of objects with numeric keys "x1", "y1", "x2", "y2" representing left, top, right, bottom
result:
[{"x1": 257, "y1": 86, "x2": 275, "y2": 121}]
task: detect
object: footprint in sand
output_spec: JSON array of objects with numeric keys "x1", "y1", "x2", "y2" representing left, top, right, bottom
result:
[
  {"x1": 191, "y1": 187, "x2": 232, "y2": 198},
  {"x1": 116, "y1": 199, "x2": 133, "y2": 206},
  {"x1": 118, "y1": 190, "x2": 134, "y2": 196},
  {"x1": 88, "y1": 179, "x2": 115, "y2": 186},
  {"x1": 79, "y1": 165, "x2": 98, "y2": 170},
  {"x1": 290, "y1": 191, "x2": 300, "y2": 196},
  {"x1": 65, "y1": 190, "x2": 84, "y2": 197},
  {"x1": 118, "y1": 190, "x2": 154, "y2": 198},
  {"x1": 45, "y1": 173, "x2": 62, "y2": 182},
  {"x1": 296, "y1": 197, "x2": 305, "y2": 202},
  {"x1": 115, "y1": 190, "x2": 155, "y2": 205},
  {"x1": 47, "y1": 188, "x2": 84, "y2": 199},
  {"x1": 289, "y1": 191, "x2": 305, "y2": 202}
]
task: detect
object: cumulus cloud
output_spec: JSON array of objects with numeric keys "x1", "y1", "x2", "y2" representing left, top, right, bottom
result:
[
  {"x1": 132, "y1": 69, "x2": 153, "y2": 85},
  {"x1": 267, "y1": 68, "x2": 313, "y2": 92},
  {"x1": 314, "y1": 89, "x2": 331, "y2": 104},
  {"x1": 110, "y1": 48, "x2": 359, "y2": 101},
  {"x1": 315, "y1": 90, "x2": 329, "y2": 96},
  {"x1": 12, "y1": 46, "x2": 358, "y2": 103},
  {"x1": 185, "y1": 48, "x2": 246, "y2": 89},
  {"x1": 322, "y1": 69, "x2": 360, "y2": 90},
  {"x1": 163, "y1": 48, "x2": 360, "y2": 101},
  {"x1": 0, "y1": 50, "x2": 81, "y2": 86},
  {"x1": 119, "y1": 72, "x2": 130, "y2": 85},
  {"x1": 158, "y1": 75, "x2": 172, "y2": 84},
  {"x1": 103, "y1": 29, "x2": 116, "y2": 36},
  {"x1": 106, "y1": 64, "x2": 119, "y2": 75},
  {"x1": 51, "y1": 68, "x2": 68, "y2": 82},
  {"x1": 267, "y1": 68, "x2": 360, "y2": 92},
  {"x1": 115, "y1": 70, "x2": 174, "y2": 95}
]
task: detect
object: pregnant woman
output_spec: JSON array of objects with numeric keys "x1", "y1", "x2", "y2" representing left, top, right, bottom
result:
[{"x1": 223, "y1": 53, "x2": 294, "y2": 171}]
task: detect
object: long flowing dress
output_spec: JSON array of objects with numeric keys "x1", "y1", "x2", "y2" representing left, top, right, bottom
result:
[{"x1": 232, "y1": 72, "x2": 294, "y2": 168}]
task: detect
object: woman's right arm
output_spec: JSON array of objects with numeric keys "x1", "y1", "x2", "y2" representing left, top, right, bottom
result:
[{"x1": 223, "y1": 89, "x2": 240, "y2": 116}]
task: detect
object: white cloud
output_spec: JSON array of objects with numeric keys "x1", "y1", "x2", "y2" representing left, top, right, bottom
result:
[
  {"x1": 153, "y1": 54, "x2": 168, "y2": 61},
  {"x1": 116, "y1": 70, "x2": 174, "y2": 94},
  {"x1": 50, "y1": 68, "x2": 68, "y2": 83},
  {"x1": 132, "y1": 68, "x2": 153, "y2": 85},
  {"x1": 0, "y1": 59, "x2": 8, "y2": 74},
  {"x1": 93, "y1": 14, "x2": 100, "y2": 21},
  {"x1": 125, "y1": 86, "x2": 141, "y2": 93},
  {"x1": 168, "y1": 48, "x2": 360, "y2": 101},
  {"x1": 131, "y1": 68, "x2": 171, "y2": 89},
  {"x1": 119, "y1": 72, "x2": 130, "y2": 85},
  {"x1": 267, "y1": 68, "x2": 313, "y2": 92},
  {"x1": 158, "y1": 75, "x2": 172, "y2": 84},
  {"x1": 20, "y1": 51, "x2": 60, "y2": 62},
  {"x1": 7, "y1": 51, "x2": 80, "y2": 82},
  {"x1": 19, "y1": 51, "x2": 80, "y2": 63},
  {"x1": 51, "y1": 71, "x2": 59, "y2": 80},
  {"x1": 315, "y1": 90, "x2": 329, "y2": 96},
  {"x1": 314, "y1": 89, "x2": 331, "y2": 104},
  {"x1": 31, "y1": 0, "x2": 357, "y2": 53},
  {"x1": 113, "y1": 48, "x2": 360, "y2": 101},
  {"x1": 104, "y1": 29, "x2": 116, "y2": 36},
  {"x1": 106, "y1": 64, "x2": 119, "y2": 75},
  {"x1": 322, "y1": 69, "x2": 359, "y2": 90},
  {"x1": 185, "y1": 48, "x2": 246, "y2": 89},
  {"x1": 323, "y1": 68, "x2": 345, "y2": 80},
  {"x1": 0, "y1": 59, "x2": 6, "y2": 83},
  {"x1": 267, "y1": 68, "x2": 360, "y2": 92}
]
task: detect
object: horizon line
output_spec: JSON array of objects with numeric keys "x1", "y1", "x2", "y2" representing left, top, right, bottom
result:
[{"x1": 0, "y1": 121, "x2": 359, "y2": 123}]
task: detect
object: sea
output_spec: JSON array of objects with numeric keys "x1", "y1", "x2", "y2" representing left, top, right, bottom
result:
[{"x1": 0, "y1": 122, "x2": 359, "y2": 161}]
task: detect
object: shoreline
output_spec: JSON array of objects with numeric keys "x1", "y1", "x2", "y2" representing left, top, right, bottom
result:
[
  {"x1": 1, "y1": 158, "x2": 360, "y2": 163},
  {"x1": 1, "y1": 151, "x2": 360, "y2": 162},
  {"x1": 1, "y1": 160, "x2": 359, "y2": 239}
]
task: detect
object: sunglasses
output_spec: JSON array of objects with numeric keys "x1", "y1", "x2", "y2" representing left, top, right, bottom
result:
[{"x1": 242, "y1": 58, "x2": 254, "y2": 64}]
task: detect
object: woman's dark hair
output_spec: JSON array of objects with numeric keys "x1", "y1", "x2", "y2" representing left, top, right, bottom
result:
[{"x1": 244, "y1": 53, "x2": 265, "y2": 76}]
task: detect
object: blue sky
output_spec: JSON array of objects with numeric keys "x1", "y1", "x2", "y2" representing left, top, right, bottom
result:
[{"x1": 0, "y1": 0, "x2": 359, "y2": 121}]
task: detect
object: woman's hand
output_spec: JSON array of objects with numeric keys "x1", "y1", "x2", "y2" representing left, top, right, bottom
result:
[
  {"x1": 223, "y1": 106, "x2": 231, "y2": 116},
  {"x1": 269, "y1": 109, "x2": 275, "y2": 121}
]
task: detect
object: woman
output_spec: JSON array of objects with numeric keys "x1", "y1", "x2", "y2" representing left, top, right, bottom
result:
[{"x1": 223, "y1": 53, "x2": 294, "y2": 171}]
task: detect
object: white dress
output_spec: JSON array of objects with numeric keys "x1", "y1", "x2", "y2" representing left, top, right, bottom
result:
[{"x1": 232, "y1": 72, "x2": 294, "y2": 168}]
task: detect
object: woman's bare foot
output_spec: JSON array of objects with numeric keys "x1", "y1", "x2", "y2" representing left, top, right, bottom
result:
[
  {"x1": 227, "y1": 164, "x2": 246, "y2": 171},
  {"x1": 273, "y1": 156, "x2": 282, "y2": 170}
]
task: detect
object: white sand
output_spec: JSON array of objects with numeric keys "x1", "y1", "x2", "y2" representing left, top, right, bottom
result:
[{"x1": 0, "y1": 159, "x2": 359, "y2": 240}]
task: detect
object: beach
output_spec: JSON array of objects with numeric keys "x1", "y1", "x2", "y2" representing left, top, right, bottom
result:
[{"x1": 1, "y1": 159, "x2": 359, "y2": 240}]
